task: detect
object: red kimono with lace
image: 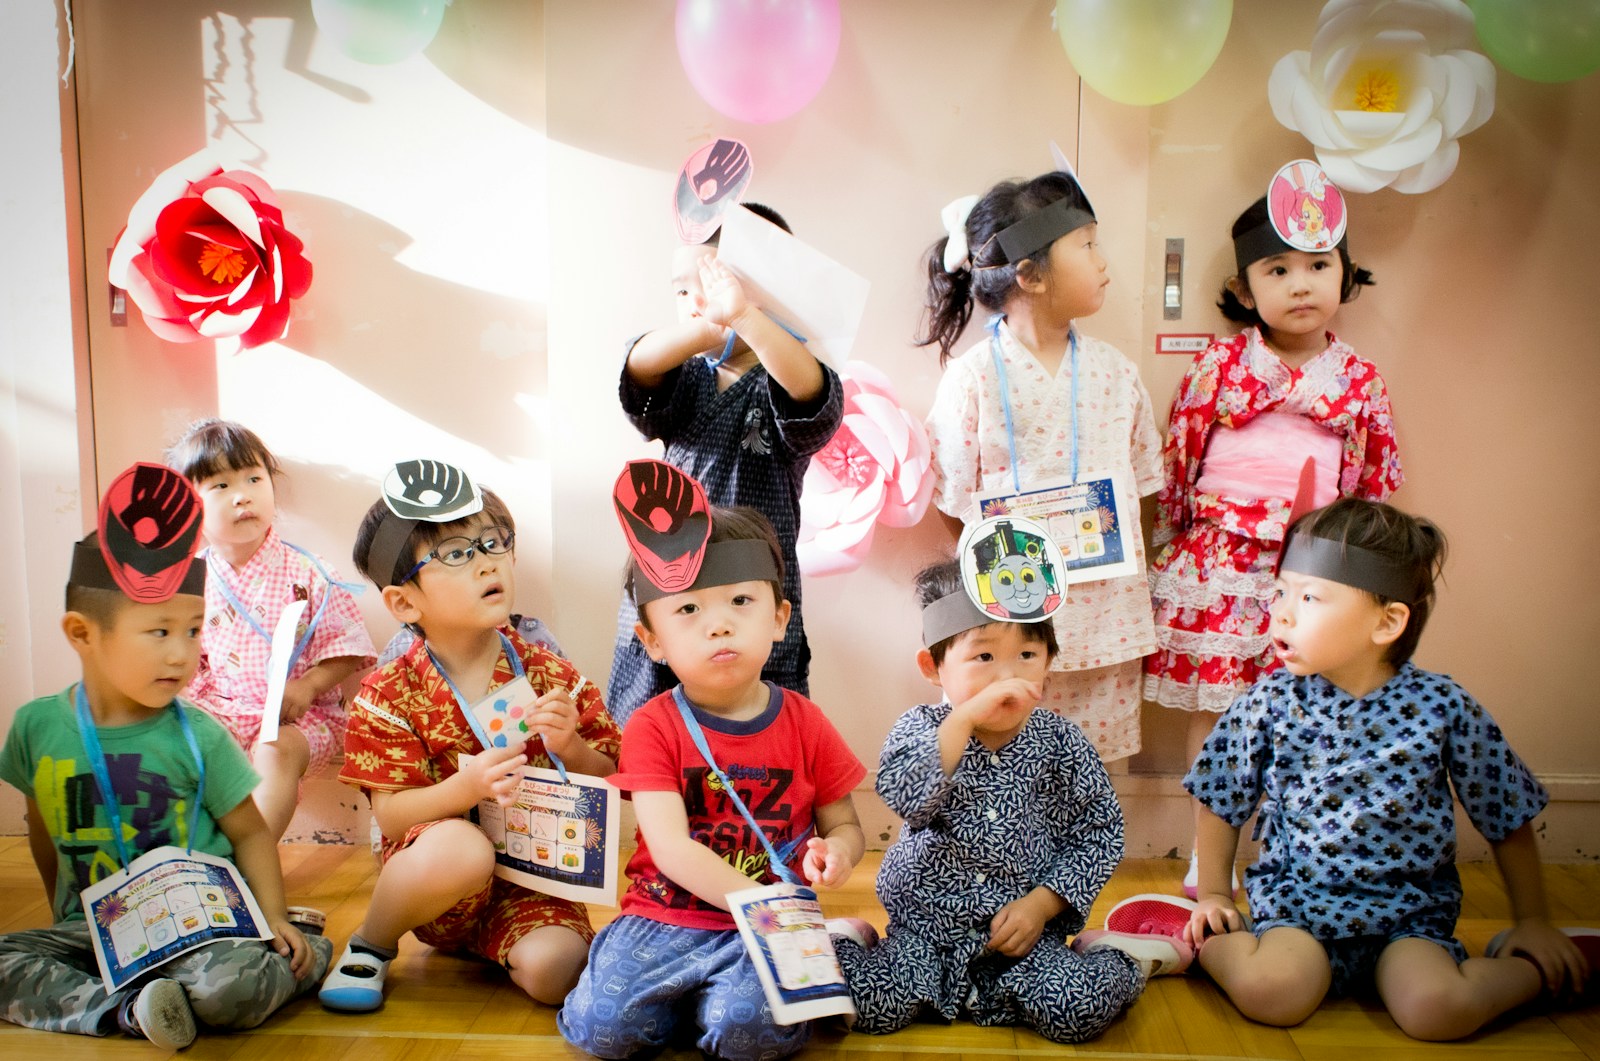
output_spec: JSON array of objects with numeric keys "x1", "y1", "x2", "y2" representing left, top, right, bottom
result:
[{"x1": 1143, "y1": 327, "x2": 1403, "y2": 712}]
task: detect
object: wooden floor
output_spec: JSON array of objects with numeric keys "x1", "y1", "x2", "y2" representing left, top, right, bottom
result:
[{"x1": 2, "y1": 838, "x2": 1597, "y2": 1060}]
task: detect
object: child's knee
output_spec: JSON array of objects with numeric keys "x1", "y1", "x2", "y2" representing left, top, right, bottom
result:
[
  {"x1": 1224, "y1": 963, "x2": 1327, "y2": 1026},
  {"x1": 508, "y1": 926, "x2": 589, "y2": 1005},
  {"x1": 699, "y1": 1010, "x2": 808, "y2": 1061},
  {"x1": 181, "y1": 942, "x2": 291, "y2": 1029},
  {"x1": 1385, "y1": 975, "x2": 1484, "y2": 1041},
  {"x1": 404, "y1": 819, "x2": 497, "y2": 886}
]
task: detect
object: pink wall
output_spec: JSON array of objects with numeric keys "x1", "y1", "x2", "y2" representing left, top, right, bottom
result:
[{"x1": 15, "y1": 1, "x2": 1598, "y2": 855}]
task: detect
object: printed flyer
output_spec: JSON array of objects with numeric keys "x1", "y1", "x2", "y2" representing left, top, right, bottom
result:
[
  {"x1": 471, "y1": 761, "x2": 620, "y2": 906},
  {"x1": 81, "y1": 846, "x2": 271, "y2": 992},
  {"x1": 727, "y1": 882, "x2": 855, "y2": 1025}
]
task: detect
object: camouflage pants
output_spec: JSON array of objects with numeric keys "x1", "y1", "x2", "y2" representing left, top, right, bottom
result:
[{"x1": 0, "y1": 920, "x2": 332, "y2": 1037}]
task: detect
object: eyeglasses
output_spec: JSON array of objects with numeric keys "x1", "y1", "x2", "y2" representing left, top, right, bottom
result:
[{"x1": 401, "y1": 527, "x2": 515, "y2": 583}]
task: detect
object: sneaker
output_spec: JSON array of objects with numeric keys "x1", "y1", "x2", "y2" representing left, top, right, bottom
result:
[
  {"x1": 1182, "y1": 850, "x2": 1240, "y2": 900},
  {"x1": 319, "y1": 944, "x2": 390, "y2": 1012},
  {"x1": 1105, "y1": 893, "x2": 1197, "y2": 938},
  {"x1": 1073, "y1": 929, "x2": 1194, "y2": 976},
  {"x1": 286, "y1": 906, "x2": 326, "y2": 935},
  {"x1": 120, "y1": 978, "x2": 196, "y2": 1050},
  {"x1": 824, "y1": 917, "x2": 879, "y2": 949}
]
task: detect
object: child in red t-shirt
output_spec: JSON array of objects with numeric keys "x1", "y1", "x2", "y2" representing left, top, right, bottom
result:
[{"x1": 560, "y1": 496, "x2": 865, "y2": 1061}]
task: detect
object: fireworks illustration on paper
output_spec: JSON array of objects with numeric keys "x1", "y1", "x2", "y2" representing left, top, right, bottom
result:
[
  {"x1": 584, "y1": 819, "x2": 604, "y2": 850},
  {"x1": 749, "y1": 905, "x2": 782, "y2": 934},
  {"x1": 216, "y1": 881, "x2": 243, "y2": 909},
  {"x1": 1097, "y1": 505, "x2": 1116, "y2": 533},
  {"x1": 95, "y1": 893, "x2": 129, "y2": 929},
  {"x1": 569, "y1": 789, "x2": 594, "y2": 819}
]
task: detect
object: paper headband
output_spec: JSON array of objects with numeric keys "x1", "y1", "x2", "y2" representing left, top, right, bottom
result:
[
  {"x1": 675, "y1": 138, "x2": 753, "y2": 245},
  {"x1": 1279, "y1": 531, "x2": 1421, "y2": 604},
  {"x1": 921, "y1": 590, "x2": 1001, "y2": 648},
  {"x1": 947, "y1": 148, "x2": 1097, "y2": 274},
  {"x1": 71, "y1": 463, "x2": 205, "y2": 603},
  {"x1": 367, "y1": 459, "x2": 484, "y2": 586},
  {"x1": 956, "y1": 515, "x2": 1065, "y2": 624},
  {"x1": 1234, "y1": 159, "x2": 1349, "y2": 273},
  {"x1": 615, "y1": 460, "x2": 779, "y2": 605}
]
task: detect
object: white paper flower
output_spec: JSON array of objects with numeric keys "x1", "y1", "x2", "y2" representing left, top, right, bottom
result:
[{"x1": 1268, "y1": 0, "x2": 1495, "y2": 194}]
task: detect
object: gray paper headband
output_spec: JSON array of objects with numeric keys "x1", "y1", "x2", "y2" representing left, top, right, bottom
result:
[
  {"x1": 1279, "y1": 533, "x2": 1420, "y2": 603},
  {"x1": 920, "y1": 590, "x2": 997, "y2": 648},
  {"x1": 994, "y1": 196, "x2": 1095, "y2": 264},
  {"x1": 632, "y1": 538, "x2": 781, "y2": 606}
]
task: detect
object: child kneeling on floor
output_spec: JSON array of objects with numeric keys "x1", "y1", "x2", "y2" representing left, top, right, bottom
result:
[
  {"x1": 835, "y1": 543, "x2": 1186, "y2": 1044},
  {"x1": 1107, "y1": 498, "x2": 1594, "y2": 1038}
]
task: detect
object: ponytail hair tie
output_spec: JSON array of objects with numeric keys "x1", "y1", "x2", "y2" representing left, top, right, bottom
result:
[{"x1": 940, "y1": 194, "x2": 980, "y2": 273}]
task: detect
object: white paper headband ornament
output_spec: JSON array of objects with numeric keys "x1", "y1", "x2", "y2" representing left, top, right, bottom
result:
[
  {"x1": 367, "y1": 459, "x2": 484, "y2": 586},
  {"x1": 956, "y1": 514, "x2": 1066, "y2": 623},
  {"x1": 1234, "y1": 159, "x2": 1349, "y2": 272},
  {"x1": 674, "y1": 138, "x2": 754, "y2": 245}
]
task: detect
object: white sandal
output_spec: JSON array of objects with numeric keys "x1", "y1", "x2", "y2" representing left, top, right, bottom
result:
[{"x1": 319, "y1": 944, "x2": 390, "y2": 1012}]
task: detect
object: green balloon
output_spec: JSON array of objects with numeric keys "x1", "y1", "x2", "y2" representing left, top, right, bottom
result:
[
  {"x1": 312, "y1": 0, "x2": 446, "y2": 65},
  {"x1": 1055, "y1": 0, "x2": 1232, "y2": 106},
  {"x1": 1470, "y1": 0, "x2": 1600, "y2": 84}
]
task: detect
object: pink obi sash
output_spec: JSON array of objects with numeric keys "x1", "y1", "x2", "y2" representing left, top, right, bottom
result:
[{"x1": 1197, "y1": 411, "x2": 1341, "y2": 506}]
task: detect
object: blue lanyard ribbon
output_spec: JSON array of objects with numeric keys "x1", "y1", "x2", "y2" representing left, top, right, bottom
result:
[
  {"x1": 670, "y1": 686, "x2": 811, "y2": 885},
  {"x1": 75, "y1": 684, "x2": 205, "y2": 871},
  {"x1": 986, "y1": 314, "x2": 1079, "y2": 495},
  {"x1": 205, "y1": 541, "x2": 365, "y2": 680},
  {"x1": 428, "y1": 631, "x2": 569, "y2": 783},
  {"x1": 705, "y1": 313, "x2": 808, "y2": 369}
]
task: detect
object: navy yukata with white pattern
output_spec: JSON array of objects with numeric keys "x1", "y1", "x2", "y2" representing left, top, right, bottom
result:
[
  {"x1": 1185, "y1": 663, "x2": 1548, "y2": 992},
  {"x1": 835, "y1": 702, "x2": 1146, "y2": 1043},
  {"x1": 608, "y1": 351, "x2": 842, "y2": 725}
]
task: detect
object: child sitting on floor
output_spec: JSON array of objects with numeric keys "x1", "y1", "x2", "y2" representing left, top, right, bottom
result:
[
  {"x1": 0, "y1": 464, "x2": 330, "y2": 1050},
  {"x1": 320, "y1": 460, "x2": 619, "y2": 1012},
  {"x1": 560, "y1": 463, "x2": 865, "y2": 1061},
  {"x1": 1108, "y1": 498, "x2": 1594, "y2": 1038},
  {"x1": 835, "y1": 533, "x2": 1185, "y2": 1044}
]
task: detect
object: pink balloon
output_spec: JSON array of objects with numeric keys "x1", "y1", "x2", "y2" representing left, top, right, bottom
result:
[{"x1": 675, "y1": 0, "x2": 841, "y2": 124}]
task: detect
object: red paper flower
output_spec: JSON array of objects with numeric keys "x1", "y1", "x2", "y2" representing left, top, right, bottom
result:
[
  {"x1": 108, "y1": 152, "x2": 311, "y2": 349},
  {"x1": 798, "y1": 361, "x2": 934, "y2": 576}
]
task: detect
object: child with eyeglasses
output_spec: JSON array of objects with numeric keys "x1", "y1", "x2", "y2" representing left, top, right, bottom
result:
[{"x1": 319, "y1": 461, "x2": 620, "y2": 1013}]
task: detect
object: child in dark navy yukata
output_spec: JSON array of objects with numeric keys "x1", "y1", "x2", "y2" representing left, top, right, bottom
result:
[
  {"x1": 833, "y1": 558, "x2": 1179, "y2": 1044},
  {"x1": 1112, "y1": 498, "x2": 1595, "y2": 1039},
  {"x1": 560, "y1": 494, "x2": 865, "y2": 1061},
  {"x1": 607, "y1": 203, "x2": 842, "y2": 724}
]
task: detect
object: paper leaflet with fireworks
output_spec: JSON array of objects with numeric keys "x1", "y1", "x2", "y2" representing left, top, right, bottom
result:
[
  {"x1": 470, "y1": 761, "x2": 620, "y2": 907},
  {"x1": 80, "y1": 846, "x2": 272, "y2": 992},
  {"x1": 727, "y1": 882, "x2": 855, "y2": 1025},
  {"x1": 974, "y1": 471, "x2": 1139, "y2": 585}
]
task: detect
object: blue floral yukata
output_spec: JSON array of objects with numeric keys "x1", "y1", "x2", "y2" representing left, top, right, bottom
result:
[
  {"x1": 608, "y1": 351, "x2": 842, "y2": 724},
  {"x1": 1185, "y1": 663, "x2": 1548, "y2": 994},
  {"x1": 835, "y1": 703, "x2": 1146, "y2": 1043}
]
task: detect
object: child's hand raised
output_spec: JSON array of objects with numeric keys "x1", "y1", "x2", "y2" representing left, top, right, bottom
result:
[
  {"x1": 953, "y1": 677, "x2": 1042, "y2": 734},
  {"x1": 801, "y1": 835, "x2": 855, "y2": 889},
  {"x1": 696, "y1": 256, "x2": 749, "y2": 330},
  {"x1": 528, "y1": 688, "x2": 582, "y2": 762},
  {"x1": 457, "y1": 741, "x2": 528, "y2": 807}
]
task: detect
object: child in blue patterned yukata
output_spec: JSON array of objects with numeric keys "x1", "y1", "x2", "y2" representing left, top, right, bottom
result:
[
  {"x1": 832, "y1": 559, "x2": 1188, "y2": 1044},
  {"x1": 1109, "y1": 498, "x2": 1594, "y2": 1037},
  {"x1": 607, "y1": 203, "x2": 843, "y2": 724}
]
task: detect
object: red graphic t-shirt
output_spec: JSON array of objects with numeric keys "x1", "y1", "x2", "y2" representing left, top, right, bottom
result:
[{"x1": 612, "y1": 685, "x2": 864, "y2": 930}]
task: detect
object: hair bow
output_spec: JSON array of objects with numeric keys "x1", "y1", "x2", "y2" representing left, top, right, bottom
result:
[{"x1": 941, "y1": 194, "x2": 979, "y2": 273}]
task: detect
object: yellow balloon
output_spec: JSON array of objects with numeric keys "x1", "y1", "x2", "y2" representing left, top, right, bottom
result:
[{"x1": 1056, "y1": 0, "x2": 1233, "y2": 106}]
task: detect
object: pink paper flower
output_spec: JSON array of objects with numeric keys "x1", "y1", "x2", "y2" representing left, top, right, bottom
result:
[
  {"x1": 109, "y1": 152, "x2": 311, "y2": 349},
  {"x1": 798, "y1": 361, "x2": 934, "y2": 576}
]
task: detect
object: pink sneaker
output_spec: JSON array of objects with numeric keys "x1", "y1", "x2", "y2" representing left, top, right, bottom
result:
[
  {"x1": 1072, "y1": 929, "x2": 1194, "y2": 976},
  {"x1": 1105, "y1": 893, "x2": 1197, "y2": 939}
]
